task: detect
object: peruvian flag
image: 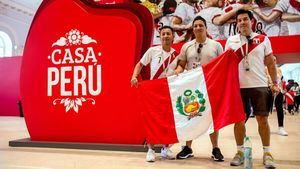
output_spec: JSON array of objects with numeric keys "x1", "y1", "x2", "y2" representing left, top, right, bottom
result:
[{"x1": 138, "y1": 49, "x2": 246, "y2": 144}]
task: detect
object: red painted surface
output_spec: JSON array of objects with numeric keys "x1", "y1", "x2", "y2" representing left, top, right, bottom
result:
[
  {"x1": 2, "y1": 0, "x2": 299, "y2": 145},
  {"x1": 0, "y1": 56, "x2": 22, "y2": 116},
  {"x1": 21, "y1": 0, "x2": 153, "y2": 144}
]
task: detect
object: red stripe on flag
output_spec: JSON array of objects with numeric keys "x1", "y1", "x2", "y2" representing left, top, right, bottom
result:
[
  {"x1": 138, "y1": 78, "x2": 178, "y2": 144},
  {"x1": 203, "y1": 50, "x2": 246, "y2": 131}
]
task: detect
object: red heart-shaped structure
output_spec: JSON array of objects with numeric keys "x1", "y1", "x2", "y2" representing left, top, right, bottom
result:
[{"x1": 21, "y1": 0, "x2": 153, "y2": 144}]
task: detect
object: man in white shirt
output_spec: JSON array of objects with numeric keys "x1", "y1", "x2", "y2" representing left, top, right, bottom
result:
[
  {"x1": 197, "y1": 0, "x2": 250, "y2": 40},
  {"x1": 153, "y1": 0, "x2": 178, "y2": 44},
  {"x1": 253, "y1": 0, "x2": 300, "y2": 35},
  {"x1": 130, "y1": 26, "x2": 178, "y2": 162},
  {"x1": 171, "y1": 0, "x2": 201, "y2": 42},
  {"x1": 174, "y1": 16, "x2": 225, "y2": 162},
  {"x1": 225, "y1": 9, "x2": 277, "y2": 169}
]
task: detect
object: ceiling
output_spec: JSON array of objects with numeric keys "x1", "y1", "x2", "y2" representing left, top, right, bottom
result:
[
  {"x1": 0, "y1": 0, "x2": 42, "y2": 19},
  {"x1": 9, "y1": 0, "x2": 42, "y2": 11}
]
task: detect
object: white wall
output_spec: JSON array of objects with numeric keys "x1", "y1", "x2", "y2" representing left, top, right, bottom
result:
[
  {"x1": 281, "y1": 64, "x2": 300, "y2": 83},
  {"x1": 0, "y1": 16, "x2": 31, "y2": 56},
  {"x1": 0, "y1": 0, "x2": 40, "y2": 56}
]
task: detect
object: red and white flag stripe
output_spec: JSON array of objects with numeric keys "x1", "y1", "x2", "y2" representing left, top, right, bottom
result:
[{"x1": 139, "y1": 50, "x2": 246, "y2": 144}]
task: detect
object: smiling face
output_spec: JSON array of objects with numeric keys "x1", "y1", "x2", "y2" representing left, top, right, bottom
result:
[
  {"x1": 237, "y1": 13, "x2": 252, "y2": 36},
  {"x1": 193, "y1": 19, "x2": 207, "y2": 37},
  {"x1": 160, "y1": 27, "x2": 174, "y2": 46}
]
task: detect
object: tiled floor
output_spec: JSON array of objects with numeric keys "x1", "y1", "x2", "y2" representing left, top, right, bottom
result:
[{"x1": 0, "y1": 112, "x2": 299, "y2": 169}]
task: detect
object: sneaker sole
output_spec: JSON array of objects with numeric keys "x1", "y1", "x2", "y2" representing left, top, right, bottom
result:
[
  {"x1": 211, "y1": 155, "x2": 224, "y2": 162},
  {"x1": 230, "y1": 161, "x2": 243, "y2": 166},
  {"x1": 265, "y1": 165, "x2": 276, "y2": 169},
  {"x1": 161, "y1": 157, "x2": 176, "y2": 160},
  {"x1": 176, "y1": 154, "x2": 194, "y2": 159}
]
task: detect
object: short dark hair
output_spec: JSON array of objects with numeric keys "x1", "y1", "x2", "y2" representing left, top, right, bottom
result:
[
  {"x1": 236, "y1": 9, "x2": 253, "y2": 21},
  {"x1": 159, "y1": 25, "x2": 174, "y2": 33},
  {"x1": 192, "y1": 15, "x2": 207, "y2": 27}
]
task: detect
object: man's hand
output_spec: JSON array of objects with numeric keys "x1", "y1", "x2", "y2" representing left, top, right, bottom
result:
[
  {"x1": 252, "y1": 6, "x2": 261, "y2": 15},
  {"x1": 130, "y1": 77, "x2": 138, "y2": 88},
  {"x1": 270, "y1": 83, "x2": 280, "y2": 95}
]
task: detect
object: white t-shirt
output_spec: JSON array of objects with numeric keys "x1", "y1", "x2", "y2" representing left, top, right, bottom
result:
[
  {"x1": 274, "y1": 0, "x2": 300, "y2": 35},
  {"x1": 225, "y1": 33, "x2": 273, "y2": 88},
  {"x1": 153, "y1": 15, "x2": 182, "y2": 45},
  {"x1": 178, "y1": 38, "x2": 223, "y2": 70},
  {"x1": 197, "y1": 7, "x2": 225, "y2": 40},
  {"x1": 257, "y1": 7, "x2": 281, "y2": 36},
  {"x1": 173, "y1": 2, "x2": 199, "y2": 25},
  {"x1": 173, "y1": 2, "x2": 200, "y2": 42},
  {"x1": 140, "y1": 46, "x2": 178, "y2": 79},
  {"x1": 222, "y1": 3, "x2": 241, "y2": 39},
  {"x1": 222, "y1": 3, "x2": 274, "y2": 37},
  {"x1": 153, "y1": 15, "x2": 174, "y2": 45}
]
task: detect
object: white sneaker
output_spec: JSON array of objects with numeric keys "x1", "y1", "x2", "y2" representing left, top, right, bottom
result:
[
  {"x1": 278, "y1": 127, "x2": 288, "y2": 136},
  {"x1": 161, "y1": 147, "x2": 175, "y2": 160},
  {"x1": 146, "y1": 149, "x2": 156, "y2": 162}
]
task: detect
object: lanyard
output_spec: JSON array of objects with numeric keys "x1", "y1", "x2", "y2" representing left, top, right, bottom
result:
[
  {"x1": 240, "y1": 35, "x2": 250, "y2": 71},
  {"x1": 240, "y1": 35, "x2": 249, "y2": 58}
]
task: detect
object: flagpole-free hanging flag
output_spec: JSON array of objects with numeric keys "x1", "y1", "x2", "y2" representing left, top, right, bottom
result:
[{"x1": 138, "y1": 49, "x2": 246, "y2": 144}]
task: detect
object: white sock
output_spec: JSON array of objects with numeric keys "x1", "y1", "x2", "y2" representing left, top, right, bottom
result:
[
  {"x1": 237, "y1": 145, "x2": 244, "y2": 152},
  {"x1": 263, "y1": 146, "x2": 271, "y2": 153}
]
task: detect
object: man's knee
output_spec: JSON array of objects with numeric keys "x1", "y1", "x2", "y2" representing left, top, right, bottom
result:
[
  {"x1": 235, "y1": 121, "x2": 245, "y2": 128},
  {"x1": 256, "y1": 116, "x2": 268, "y2": 125}
]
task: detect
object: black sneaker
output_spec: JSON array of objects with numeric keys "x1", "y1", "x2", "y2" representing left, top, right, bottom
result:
[
  {"x1": 211, "y1": 147, "x2": 224, "y2": 162},
  {"x1": 176, "y1": 146, "x2": 194, "y2": 159}
]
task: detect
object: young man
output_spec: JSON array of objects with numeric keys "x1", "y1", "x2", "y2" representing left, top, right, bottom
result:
[
  {"x1": 225, "y1": 9, "x2": 277, "y2": 169},
  {"x1": 174, "y1": 16, "x2": 224, "y2": 162},
  {"x1": 130, "y1": 26, "x2": 178, "y2": 162},
  {"x1": 171, "y1": 0, "x2": 201, "y2": 42}
]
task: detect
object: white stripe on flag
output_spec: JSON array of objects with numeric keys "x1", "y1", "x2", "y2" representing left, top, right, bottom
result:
[{"x1": 167, "y1": 67, "x2": 213, "y2": 142}]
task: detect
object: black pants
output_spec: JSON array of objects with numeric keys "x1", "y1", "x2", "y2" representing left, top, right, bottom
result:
[
  {"x1": 288, "y1": 105, "x2": 294, "y2": 114},
  {"x1": 275, "y1": 92, "x2": 284, "y2": 127},
  {"x1": 294, "y1": 95, "x2": 300, "y2": 112}
]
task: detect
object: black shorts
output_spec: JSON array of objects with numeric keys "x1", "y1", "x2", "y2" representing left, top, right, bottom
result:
[{"x1": 240, "y1": 87, "x2": 272, "y2": 118}]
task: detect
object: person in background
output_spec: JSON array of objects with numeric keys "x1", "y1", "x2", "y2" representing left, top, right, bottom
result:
[
  {"x1": 171, "y1": 0, "x2": 201, "y2": 42},
  {"x1": 291, "y1": 82, "x2": 300, "y2": 113},
  {"x1": 286, "y1": 87, "x2": 295, "y2": 115}
]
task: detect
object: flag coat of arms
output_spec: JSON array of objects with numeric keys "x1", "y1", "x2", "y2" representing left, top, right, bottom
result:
[{"x1": 138, "y1": 50, "x2": 246, "y2": 144}]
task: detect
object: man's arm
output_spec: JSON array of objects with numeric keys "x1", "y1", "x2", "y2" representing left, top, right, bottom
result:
[
  {"x1": 253, "y1": 8, "x2": 282, "y2": 23},
  {"x1": 265, "y1": 54, "x2": 278, "y2": 92},
  {"x1": 171, "y1": 16, "x2": 191, "y2": 30},
  {"x1": 130, "y1": 62, "x2": 144, "y2": 88},
  {"x1": 174, "y1": 60, "x2": 186, "y2": 75},
  {"x1": 282, "y1": 13, "x2": 300, "y2": 22},
  {"x1": 213, "y1": 4, "x2": 254, "y2": 25}
]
